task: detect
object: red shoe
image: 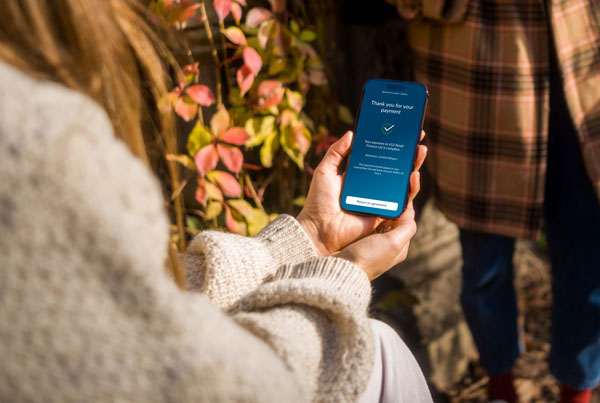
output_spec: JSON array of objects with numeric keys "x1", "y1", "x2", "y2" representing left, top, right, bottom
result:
[
  {"x1": 488, "y1": 370, "x2": 517, "y2": 403},
  {"x1": 560, "y1": 384, "x2": 592, "y2": 403}
]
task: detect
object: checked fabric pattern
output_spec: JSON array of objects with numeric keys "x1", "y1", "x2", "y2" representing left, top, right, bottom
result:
[{"x1": 395, "y1": 0, "x2": 600, "y2": 239}]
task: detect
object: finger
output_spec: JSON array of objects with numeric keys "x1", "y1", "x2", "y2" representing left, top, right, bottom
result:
[
  {"x1": 397, "y1": 201, "x2": 416, "y2": 223},
  {"x1": 383, "y1": 211, "x2": 417, "y2": 247},
  {"x1": 420, "y1": 130, "x2": 426, "y2": 142},
  {"x1": 378, "y1": 201, "x2": 416, "y2": 232},
  {"x1": 408, "y1": 171, "x2": 421, "y2": 202},
  {"x1": 413, "y1": 145, "x2": 427, "y2": 172},
  {"x1": 320, "y1": 131, "x2": 353, "y2": 172}
]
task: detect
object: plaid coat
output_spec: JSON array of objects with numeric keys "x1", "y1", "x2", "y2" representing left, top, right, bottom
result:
[{"x1": 394, "y1": 0, "x2": 600, "y2": 239}]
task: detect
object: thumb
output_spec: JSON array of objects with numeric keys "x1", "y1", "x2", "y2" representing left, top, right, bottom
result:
[{"x1": 320, "y1": 131, "x2": 353, "y2": 172}]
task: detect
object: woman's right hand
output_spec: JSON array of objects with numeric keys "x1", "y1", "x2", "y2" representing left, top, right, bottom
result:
[{"x1": 335, "y1": 202, "x2": 418, "y2": 280}]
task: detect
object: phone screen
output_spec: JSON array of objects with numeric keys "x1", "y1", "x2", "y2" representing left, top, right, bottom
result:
[{"x1": 340, "y1": 79, "x2": 428, "y2": 219}]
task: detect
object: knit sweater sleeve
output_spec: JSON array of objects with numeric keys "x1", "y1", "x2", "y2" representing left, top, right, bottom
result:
[
  {"x1": 0, "y1": 64, "x2": 374, "y2": 402},
  {"x1": 186, "y1": 214, "x2": 319, "y2": 310}
]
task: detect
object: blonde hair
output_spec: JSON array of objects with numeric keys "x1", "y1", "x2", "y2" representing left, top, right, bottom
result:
[{"x1": 0, "y1": 0, "x2": 186, "y2": 287}]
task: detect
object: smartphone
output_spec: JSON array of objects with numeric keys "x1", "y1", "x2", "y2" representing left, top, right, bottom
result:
[{"x1": 340, "y1": 79, "x2": 428, "y2": 219}]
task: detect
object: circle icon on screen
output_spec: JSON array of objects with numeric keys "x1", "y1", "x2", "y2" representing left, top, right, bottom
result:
[{"x1": 381, "y1": 123, "x2": 394, "y2": 134}]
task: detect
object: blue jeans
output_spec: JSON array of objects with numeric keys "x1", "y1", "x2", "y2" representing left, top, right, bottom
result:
[{"x1": 460, "y1": 53, "x2": 600, "y2": 390}]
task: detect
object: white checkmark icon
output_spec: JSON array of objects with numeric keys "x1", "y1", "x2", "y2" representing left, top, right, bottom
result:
[{"x1": 384, "y1": 125, "x2": 394, "y2": 131}]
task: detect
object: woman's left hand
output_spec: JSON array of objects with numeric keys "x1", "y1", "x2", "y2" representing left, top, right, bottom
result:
[{"x1": 297, "y1": 130, "x2": 427, "y2": 256}]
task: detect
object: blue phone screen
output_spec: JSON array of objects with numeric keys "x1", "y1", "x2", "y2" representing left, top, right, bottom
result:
[{"x1": 340, "y1": 79, "x2": 427, "y2": 218}]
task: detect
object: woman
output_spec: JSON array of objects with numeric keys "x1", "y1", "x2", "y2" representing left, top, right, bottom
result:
[{"x1": 0, "y1": 1, "x2": 431, "y2": 401}]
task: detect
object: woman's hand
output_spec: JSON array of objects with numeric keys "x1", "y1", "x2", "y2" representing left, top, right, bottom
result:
[
  {"x1": 335, "y1": 202, "x2": 417, "y2": 280},
  {"x1": 297, "y1": 130, "x2": 427, "y2": 257}
]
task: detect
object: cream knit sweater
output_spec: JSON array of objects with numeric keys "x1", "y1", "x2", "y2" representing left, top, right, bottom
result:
[{"x1": 0, "y1": 62, "x2": 374, "y2": 402}]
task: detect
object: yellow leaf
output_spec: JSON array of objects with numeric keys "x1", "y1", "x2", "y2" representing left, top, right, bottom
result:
[
  {"x1": 260, "y1": 130, "x2": 279, "y2": 168},
  {"x1": 204, "y1": 200, "x2": 223, "y2": 220}
]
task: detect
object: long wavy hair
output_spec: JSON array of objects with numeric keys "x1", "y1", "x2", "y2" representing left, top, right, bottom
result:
[{"x1": 0, "y1": 0, "x2": 186, "y2": 287}]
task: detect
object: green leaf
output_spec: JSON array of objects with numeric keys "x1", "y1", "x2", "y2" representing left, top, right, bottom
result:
[
  {"x1": 280, "y1": 128, "x2": 302, "y2": 169},
  {"x1": 292, "y1": 195, "x2": 306, "y2": 207},
  {"x1": 227, "y1": 199, "x2": 254, "y2": 218},
  {"x1": 260, "y1": 130, "x2": 279, "y2": 168},
  {"x1": 226, "y1": 199, "x2": 268, "y2": 236},
  {"x1": 204, "y1": 200, "x2": 223, "y2": 220},
  {"x1": 338, "y1": 104, "x2": 354, "y2": 125},
  {"x1": 280, "y1": 122, "x2": 311, "y2": 169},
  {"x1": 299, "y1": 111, "x2": 315, "y2": 131},
  {"x1": 285, "y1": 89, "x2": 303, "y2": 113},
  {"x1": 166, "y1": 153, "x2": 196, "y2": 170},
  {"x1": 290, "y1": 20, "x2": 300, "y2": 34},
  {"x1": 277, "y1": 47, "x2": 303, "y2": 84},
  {"x1": 186, "y1": 214, "x2": 203, "y2": 230},
  {"x1": 246, "y1": 116, "x2": 276, "y2": 147},
  {"x1": 246, "y1": 208, "x2": 269, "y2": 236},
  {"x1": 267, "y1": 57, "x2": 287, "y2": 75},
  {"x1": 299, "y1": 29, "x2": 317, "y2": 42},
  {"x1": 222, "y1": 26, "x2": 247, "y2": 46},
  {"x1": 187, "y1": 122, "x2": 214, "y2": 156}
]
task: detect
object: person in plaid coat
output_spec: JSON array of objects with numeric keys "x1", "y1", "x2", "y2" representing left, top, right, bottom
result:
[{"x1": 389, "y1": 0, "x2": 600, "y2": 401}]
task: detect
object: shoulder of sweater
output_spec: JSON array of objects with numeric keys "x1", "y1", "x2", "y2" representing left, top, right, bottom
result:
[
  {"x1": 0, "y1": 61, "x2": 112, "y2": 147},
  {"x1": 0, "y1": 61, "x2": 169, "y2": 271}
]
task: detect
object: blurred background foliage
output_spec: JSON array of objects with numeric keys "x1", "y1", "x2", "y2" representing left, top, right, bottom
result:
[{"x1": 150, "y1": 0, "x2": 361, "y2": 243}]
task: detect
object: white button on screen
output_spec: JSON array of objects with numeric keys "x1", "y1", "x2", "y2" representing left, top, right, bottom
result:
[{"x1": 345, "y1": 196, "x2": 398, "y2": 211}]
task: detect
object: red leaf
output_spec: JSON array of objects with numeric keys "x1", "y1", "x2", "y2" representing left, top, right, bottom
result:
[
  {"x1": 217, "y1": 143, "x2": 244, "y2": 173},
  {"x1": 309, "y1": 69, "x2": 328, "y2": 86},
  {"x1": 231, "y1": 1, "x2": 242, "y2": 24},
  {"x1": 298, "y1": 72, "x2": 310, "y2": 94},
  {"x1": 174, "y1": 96, "x2": 198, "y2": 121},
  {"x1": 269, "y1": 0, "x2": 286, "y2": 13},
  {"x1": 243, "y1": 47, "x2": 262, "y2": 76},
  {"x1": 168, "y1": 1, "x2": 200, "y2": 24},
  {"x1": 236, "y1": 65, "x2": 254, "y2": 96},
  {"x1": 206, "y1": 180, "x2": 224, "y2": 201},
  {"x1": 195, "y1": 179, "x2": 209, "y2": 206},
  {"x1": 292, "y1": 122, "x2": 310, "y2": 154},
  {"x1": 194, "y1": 144, "x2": 219, "y2": 176},
  {"x1": 213, "y1": 0, "x2": 232, "y2": 22},
  {"x1": 242, "y1": 163, "x2": 264, "y2": 170},
  {"x1": 185, "y1": 85, "x2": 216, "y2": 106},
  {"x1": 286, "y1": 89, "x2": 303, "y2": 113},
  {"x1": 207, "y1": 171, "x2": 242, "y2": 198},
  {"x1": 182, "y1": 63, "x2": 199, "y2": 84},
  {"x1": 256, "y1": 80, "x2": 284, "y2": 108},
  {"x1": 219, "y1": 127, "x2": 250, "y2": 145},
  {"x1": 224, "y1": 204, "x2": 247, "y2": 234},
  {"x1": 183, "y1": 63, "x2": 200, "y2": 75},
  {"x1": 222, "y1": 26, "x2": 247, "y2": 46},
  {"x1": 279, "y1": 109, "x2": 295, "y2": 127},
  {"x1": 195, "y1": 178, "x2": 224, "y2": 206},
  {"x1": 210, "y1": 106, "x2": 230, "y2": 135},
  {"x1": 245, "y1": 7, "x2": 272, "y2": 28}
]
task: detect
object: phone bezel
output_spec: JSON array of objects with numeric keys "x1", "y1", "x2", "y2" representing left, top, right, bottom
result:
[{"x1": 339, "y1": 78, "x2": 428, "y2": 220}]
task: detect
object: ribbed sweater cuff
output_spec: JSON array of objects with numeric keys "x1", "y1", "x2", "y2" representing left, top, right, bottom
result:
[
  {"x1": 256, "y1": 214, "x2": 319, "y2": 266},
  {"x1": 273, "y1": 257, "x2": 372, "y2": 312}
]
